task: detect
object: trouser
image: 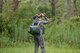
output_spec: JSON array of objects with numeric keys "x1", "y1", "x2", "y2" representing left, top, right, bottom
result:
[{"x1": 34, "y1": 29, "x2": 45, "y2": 53}]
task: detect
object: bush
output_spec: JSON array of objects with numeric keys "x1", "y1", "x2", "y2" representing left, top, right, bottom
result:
[{"x1": 45, "y1": 17, "x2": 80, "y2": 48}]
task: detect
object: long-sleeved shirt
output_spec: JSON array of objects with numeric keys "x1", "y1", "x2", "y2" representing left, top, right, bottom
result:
[
  {"x1": 32, "y1": 16, "x2": 49, "y2": 34},
  {"x1": 32, "y1": 16, "x2": 49, "y2": 26}
]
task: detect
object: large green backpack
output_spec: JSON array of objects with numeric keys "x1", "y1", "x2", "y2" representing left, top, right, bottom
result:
[{"x1": 28, "y1": 22, "x2": 40, "y2": 35}]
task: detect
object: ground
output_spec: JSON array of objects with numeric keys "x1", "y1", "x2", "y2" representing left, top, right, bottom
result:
[{"x1": 0, "y1": 44, "x2": 80, "y2": 53}]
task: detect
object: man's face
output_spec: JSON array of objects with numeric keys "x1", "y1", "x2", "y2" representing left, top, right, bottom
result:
[
  {"x1": 37, "y1": 13, "x2": 45, "y2": 21},
  {"x1": 38, "y1": 18, "x2": 42, "y2": 21},
  {"x1": 38, "y1": 17, "x2": 45, "y2": 21}
]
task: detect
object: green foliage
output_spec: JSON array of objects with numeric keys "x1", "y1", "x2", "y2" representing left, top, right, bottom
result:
[
  {"x1": 0, "y1": 36, "x2": 10, "y2": 47},
  {"x1": 0, "y1": 0, "x2": 80, "y2": 48},
  {"x1": 45, "y1": 16, "x2": 80, "y2": 48}
]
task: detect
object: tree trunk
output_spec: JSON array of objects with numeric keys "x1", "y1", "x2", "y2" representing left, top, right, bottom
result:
[
  {"x1": 73, "y1": 0, "x2": 78, "y2": 16},
  {"x1": 0, "y1": 0, "x2": 3, "y2": 13},
  {"x1": 65, "y1": 0, "x2": 71, "y2": 19},
  {"x1": 12, "y1": 0, "x2": 20, "y2": 12},
  {"x1": 51, "y1": 0, "x2": 55, "y2": 16}
]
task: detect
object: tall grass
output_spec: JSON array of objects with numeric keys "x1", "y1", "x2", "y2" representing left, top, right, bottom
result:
[
  {"x1": 45, "y1": 17, "x2": 80, "y2": 48},
  {"x1": 0, "y1": 44, "x2": 80, "y2": 53}
]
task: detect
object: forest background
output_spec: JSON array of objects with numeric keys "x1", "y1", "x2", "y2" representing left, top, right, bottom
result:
[{"x1": 0, "y1": 0, "x2": 80, "y2": 51}]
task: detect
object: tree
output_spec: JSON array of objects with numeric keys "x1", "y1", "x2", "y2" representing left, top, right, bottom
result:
[
  {"x1": 12, "y1": 0, "x2": 20, "y2": 12},
  {"x1": 73, "y1": 0, "x2": 78, "y2": 16},
  {"x1": 51, "y1": 0, "x2": 55, "y2": 16},
  {"x1": 0, "y1": 0, "x2": 3, "y2": 13},
  {"x1": 66, "y1": 0, "x2": 71, "y2": 19}
]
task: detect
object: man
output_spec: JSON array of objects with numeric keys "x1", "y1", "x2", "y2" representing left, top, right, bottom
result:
[{"x1": 29, "y1": 13, "x2": 49, "y2": 53}]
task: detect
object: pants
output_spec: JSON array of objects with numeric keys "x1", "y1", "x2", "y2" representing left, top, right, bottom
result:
[{"x1": 34, "y1": 29, "x2": 45, "y2": 53}]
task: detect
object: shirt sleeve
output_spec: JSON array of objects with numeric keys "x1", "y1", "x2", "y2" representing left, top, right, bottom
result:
[{"x1": 38, "y1": 17, "x2": 49, "y2": 24}]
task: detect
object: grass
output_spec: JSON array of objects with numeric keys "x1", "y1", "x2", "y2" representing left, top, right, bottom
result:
[{"x1": 0, "y1": 44, "x2": 80, "y2": 53}]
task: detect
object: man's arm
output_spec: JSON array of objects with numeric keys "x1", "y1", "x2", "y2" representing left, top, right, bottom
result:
[{"x1": 38, "y1": 17, "x2": 49, "y2": 24}]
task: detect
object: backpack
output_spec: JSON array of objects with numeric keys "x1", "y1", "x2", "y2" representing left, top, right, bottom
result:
[{"x1": 28, "y1": 22, "x2": 40, "y2": 35}]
